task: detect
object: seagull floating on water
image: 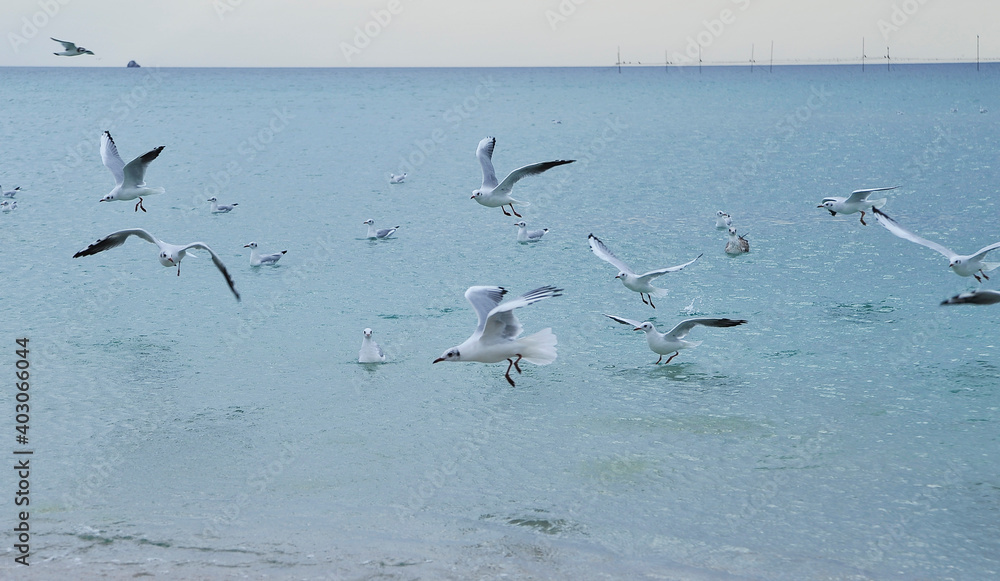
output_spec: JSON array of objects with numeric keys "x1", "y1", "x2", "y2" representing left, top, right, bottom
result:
[
  {"x1": 243, "y1": 242, "x2": 286, "y2": 266},
  {"x1": 514, "y1": 221, "x2": 548, "y2": 242},
  {"x1": 51, "y1": 38, "x2": 94, "y2": 56},
  {"x1": 588, "y1": 234, "x2": 701, "y2": 309},
  {"x1": 73, "y1": 228, "x2": 240, "y2": 300},
  {"x1": 715, "y1": 211, "x2": 732, "y2": 229},
  {"x1": 818, "y1": 186, "x2": 898, "y2": 226},
  {"x1": 208, "y1": 197, "x2": 238, "y2": 213},
  {"x1": 434, "y1": 285, "x2": 561, "y2": 387},
  {"x1": 940, "y1": 289, "x2": 1000, "y2": 305},
  {"x1": 2, "y1": 185, "x2": 20, "y2": 198},
  {"x1": 389, "y1": 172, "x2": 407, "y2": 184},
  {"x1": 725, "y1": 227, "x2": 750, "y2": 255},
  {"x1": 471, "y1": 136, "x2": 574, "y2": 217},
  {"x1": 359, "y1": 328, "x2": 387, "y2": 363},
  {"x1": 99, "y1": 131, "x2": 164, "y2": 212},
  {"x1": 872, "y1": 207, "x2": 1000, "y2": 282},
  {"x1": 605, "y1": 314, "x2": 747, "y2": 364},
  {"x1": 0, "y1": 201, "x2": 16, "y2": 213},
  {"x1": 363, "y1": 219, "x2": 398, "y2": 239}
]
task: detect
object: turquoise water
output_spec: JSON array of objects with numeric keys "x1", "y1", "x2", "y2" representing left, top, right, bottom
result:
[{"x1": 2, "y1": 65, "x2": 999, "y2": 579}]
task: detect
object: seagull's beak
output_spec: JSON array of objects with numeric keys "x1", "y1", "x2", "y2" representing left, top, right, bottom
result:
[
  {"x1": 99, "y1": 199, "x2": 105, "y2": 202},
  {"x1": 470, "y1": 195, "x2": 476, "y2": 199},
  {"x1": 243, "y1": 244, "x2": 251, "y2": 248},
  {"x1": 432, "y1": 357, "x2": 445, "y2": 364},
  {"x1": 633, "y1": 327, "x2": 643, "y2": 331},
  {"x1": 816, "y1": 204, "x2": 825, "y2": 208}
]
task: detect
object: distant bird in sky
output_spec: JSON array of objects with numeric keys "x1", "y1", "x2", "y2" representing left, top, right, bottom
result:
[
  {"x1": 73, "y1": 228, "x2": 240, "y2": 301},
  {"x1": 588, "y1": 234, "x2": 701, "y2": 309},
  {"x1": 99, "y1": 131, "x2": 164, "y2": 212},
  {"x1": 471, "y1": 136, "x2": 574, "y2": 217},
  {"x1": 208, "y1": 197, "x2": 238, "y2": 213},
  {"x1": 363, "y1": 219, "x2": 398, "y2": 239},
  {"x1": 243, "y1": 242, "x2": 286, "y2": 266},
  {"x1": 359, "y1": 328, "x2": 386, "y2": 363},
  {"x1": 872, "y1": 207, "x2": 1000, "y2": 282},
  {"x1": 604, "y1": 314, "x2": 747, "y2": 364},
  {"x1": 514, "y1": 221, "x2": 548, "y2": 242},
  {"x1": 725, "y1": 227, "x2": 750, "y2": 255},
  {"x1": 434, "y1": 285, "x2": 561, "y2": 387},
  {"x1": 818, "y1": 186, "x2": 898, "y2": 226},
  {"x1": 389, "y1": 172, "x2": 407, "y2": 184},
  {"x1": 51, "y1": 37, "x2": 94, "y2": 56}
]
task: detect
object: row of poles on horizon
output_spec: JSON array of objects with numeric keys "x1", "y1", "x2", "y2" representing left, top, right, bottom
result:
[{"x1": 615, "y1": 36, "x2": 985, "y2": 73}]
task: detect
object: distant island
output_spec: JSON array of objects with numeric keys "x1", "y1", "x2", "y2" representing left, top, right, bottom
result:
[{"x1": 126, "y1": 60, "x2": 141, "y2": 68}]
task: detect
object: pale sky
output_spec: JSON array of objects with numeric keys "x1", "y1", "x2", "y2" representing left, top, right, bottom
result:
[{"x1": 3, "y1": 1, "x2": 997, "y2": 68}]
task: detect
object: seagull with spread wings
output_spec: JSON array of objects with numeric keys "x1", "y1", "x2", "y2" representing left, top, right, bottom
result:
[
  {"x1": 471, "y1": 136, "x2": 574, "y2": 217},
  {"x1": 588, "y1": 234, "x2": 701, "y2": 308},
  {"x1": 51, "y1": 37, "x2": 94, "y2": 56},
  {"x1": 818, "y1": 186, "x2": 898, "y2": 225},
  {"x1": 99, "y1": 131, "x2": 165, "y2": 212},
  {"x1": 604, "y1": 314, "x2": 747, "y2": 364}
]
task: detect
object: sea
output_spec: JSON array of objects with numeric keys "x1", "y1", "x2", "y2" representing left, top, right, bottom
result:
[{"x1": 1, "y1": 64, "x2": 998, "y2": 580}]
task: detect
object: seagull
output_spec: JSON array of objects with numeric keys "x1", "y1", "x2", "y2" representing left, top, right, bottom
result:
[
  {"x1": 51, "y1": 38, "x2": 94, "y2": 56},
  {"x1": 818, "y1": 186, "x2": 899, "y2": 225},
  {"x1": 588, "y1": 234, "x2": 702, "y2": 309},
  {"x1": 872, "y1": 207, "x2": 1000, "y2": 282},
  {"x1": 715, "y1": 211, "x2": 732, "y2": 229},
  {"x1": 73, "y1": 228, "x2": 240, "y2": 301},
  {"x1": 725, "y1": 227, "x2": 750, "y2": 255},
  {"x1": 389, "y1": 172, "x2": 407, "y2": 184},
  {"x1": 0, "y1": 201, "x2": 16, "y2": 213},
  {"x1": 514, "y1": 221, "x2": 548, "y2": 242},
  {"x1": 604, "y1": 314, "x2": 747, "y2": 364},
  {"x1": 433, "y1": 285, "x2": 561, "y2": 387},
  {"x1": 2, "y1": 185, "x2": 20, "y2": 198},
  {"x1": 363, "y1": 219, "x2": 398, "y2": 239},
  {"x1": 471, "y1": 136, "x2": 574, "y2": 217},
  {"x1": 99, "y1": 131, "x2": 165, "y2": 212},
  {"x1": 359, "y1": 328, "x2": 387, "y2": 363},
  {"x1": 208, "y1": 197, "x2": 238, "y2": 213},
  {"x1": 243, "y1": 242, "x2": 286, "y2": 266},
  {"x1": 940, "y1": 289, "x2": 1000, "y2": 305}
]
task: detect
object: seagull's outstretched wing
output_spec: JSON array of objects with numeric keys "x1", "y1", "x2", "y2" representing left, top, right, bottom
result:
[
  {"x1": 871, "y1": 207, "x2": 956, "y2": 259},
  {"x1": 968, "y1": 241, "x2": 1000, "y2": 261},
  {"x1": 182, "y1": 243, "x2": 240, "y2": 301},
  {"x1": 101, "y1": 131, "x2": 126, "y2": 186},
  {"x1": 588, "y1": 234, "x2": 635, "y2": 276},
  {"x1": 665, "y1": 318, "x2": 747, "y2": 339},
  {"x1": 122, "y1": 145, "x2": 165, "y2": 188},
  {"x1": 636, "y1": 254, "x2": 703, "y2": 282},
  {"x1": 941, "y1": 290, "x2": 1000, "y2": 305},
  {"x1": 477, "y1": 136, "x2": 498, "y2": 189},
  {"x1": 493, "y1": 160, "x2": 575, "y2": 195},
  {"x1": 604, "y1": 314, "x2": 645, "y2": 329},
  {"x1": 51, "y1": 37, "x2": 76, "y2": 51},
  {"x1": 465, "y1": 286, "x2": 508, "y2": 336},
  {"x1": 73, "y1": 228, "x2": 160, "y2": 258},
  {"x1": 479, "y1": 286, "x2": 562, "y2": 345},
  {"x1": 844, "y1": 185, "x2": 899, "y2": 204}
]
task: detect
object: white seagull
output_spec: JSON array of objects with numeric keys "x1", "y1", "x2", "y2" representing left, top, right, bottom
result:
[
  {"x1": 99, "y1": 131, "x2": 165, "y2": 212},
  {"x1": 588, "y1": 234, "x2": 702, "y2": 309},
  {"x1": 725, "y1": 227, "x2": 750, "y2": 255},
  {"x1": 359, "y1": 328, "x2": 387, "y2": 363},
  {"x1": 2, "y1": 185, "x2": 20, "y2": 198},
  {"x1": 433, "y1": 285, "x2": 561, "y2": 387},
  {"x1": 208, "y1": 197, "x2": 238, "y2": 213},
  {"x1": 605, "y1": 314, "x2": 747, "y2": 364},
  {"x1": 73, "y1": 228, "x2": 240, "y2": 301},
  {"x1": 363, "y1": 219, "x2": 398, "y2": 239},
  {"x1": 940, "y1": 289, "x2": 1000, "y2": 305},
  {"x1": 389, "y1": 172, "x2": 407, "y2": 184},
  {"x1": 872, "y1": 207, "x2": 1000, "y2": 282},
  {"x1": 514, "y1": 221, "x2": 548, "y2": 242},
  {"x1": 1, "y1": 201, "x2": 16, "y2": 213},
  {"x1": 818, "y1": 186, "x2": 898, "y2": 225},
  {"x1": 471, "y1": 136, "x2": 574, "y2": 217},
  {"x1": 51, "y1": 38, "x2": 94, "y2": 56},
  {"x1": 243, "y1": 241, "x2": 286, "y2": 266},
  {"x1": 715, "y1": 211, "x2": 732, "y2": 229}
]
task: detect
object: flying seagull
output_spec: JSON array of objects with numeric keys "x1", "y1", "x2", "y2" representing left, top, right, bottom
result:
[
  {"x1": 818, "y1": 186, "x2": 899, "y2": 225},
  {"x1": 605, "y1": 314, "x2": 747, "y2": 364},
  {"x1": 471, "y1": 136, "x2": 574, "y2": 217},
  {"x1": 73, "y1": 228, "x2": 240, "y2": 301},
  {"x1": 940, "y1": 290, "x2": 1000, "y2": 305},
  {"x1": 51, "y1": 38, "x2": 94, "y2": 56},
  {"x1": 872, "y1": 207, "x2": 1000, "y2": 282},
  {"x1": 588, "y1": 234, "x2": 701, "y2": 308},
  {"x1": 434, "y1": 285, "x2": 561, "y2": 387},
  {"x1": 99, "y1": 131, "x2": 165, "y2": 212}
]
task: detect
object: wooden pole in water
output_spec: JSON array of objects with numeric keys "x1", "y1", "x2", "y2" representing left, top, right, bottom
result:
[
  {"x1": 886, "y1": 45, "x2": 890, "y2": 72},
  {"x1": 862, "y1": 38, "x2": 865, "y2": 72},
  {"x1": 750, "y1": 43, "x2": 754, "y2": 73},
  {"x1": 617, "y1": 46, "x2": 621, "y2": 73},
  {"x1": 769, "y1": 40, "x2": 773, "y2": 73}
]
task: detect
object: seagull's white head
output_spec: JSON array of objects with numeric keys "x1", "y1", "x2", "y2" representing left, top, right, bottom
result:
[
  {"x1": 244, "y1": 242, "x2": 257, "y2": 249},
  {"x1": 363, "y1": 219, "x2": 374, "y2": 225},
  {"x1": 615, "y1": 272, "x2": 628, "y2": 280},
  {"x1": 634, "y1": 322, "x2": 654, "y2": 332},
  {"x1": 99, "y1": 193, "x2": 116, "y2": 202},
  {"x1": 433, "y1": 347, "x2": 460, "y2": 363},
  {"x1": 207, "y1": 197, "x2": 218, "y2": 202},
  {"x1": 717, "y1": 210, "x2": 727, "y2": 217},
  {"x1": 471, "y1": 189, "x2": 485, "y2": 199},
  {"x1": 950, "y1": 258, "x2": 962, "y2": 269},
  {"x1": 158, "y1": 251, "x2": 175, "y2": 267},
  {"x1": 728, "y1": 227, "x2": 738, "y2": 237},
  {"x1": 514, "y1": 221, "x2": 526, "y2": 228},
  {"x1": 819, "y1": 201, "x2": 835, "y2": 209},
  {"x1": 364, "y1": 328, "x2": 373, "y2": 338}
]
